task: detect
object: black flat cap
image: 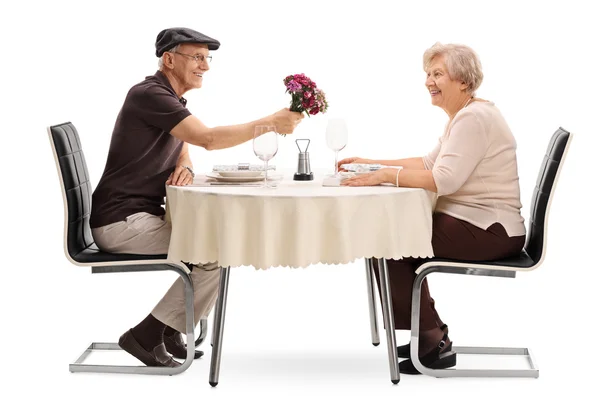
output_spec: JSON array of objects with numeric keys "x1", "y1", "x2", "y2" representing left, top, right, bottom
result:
[{"x1": 155, "y1": 27, "x2": 220, "y2": 57}]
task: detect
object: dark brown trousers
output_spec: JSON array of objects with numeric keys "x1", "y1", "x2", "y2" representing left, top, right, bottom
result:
[{"x1": 374, "y1": 213, "x2": 525, "y2": 331}]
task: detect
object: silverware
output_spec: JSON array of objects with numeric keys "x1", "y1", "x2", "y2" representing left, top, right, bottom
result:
[
  {"x1": 209, "y1": 182, "x2": 265, "y2": 186},
  {"x1": 189, "y1": 182, "x2": 275, "y2": 187}
]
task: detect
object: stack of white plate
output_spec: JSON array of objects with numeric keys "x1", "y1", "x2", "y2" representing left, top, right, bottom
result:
[{"x1": 206, "y1": 170, "x2": 266, "y2": 182}]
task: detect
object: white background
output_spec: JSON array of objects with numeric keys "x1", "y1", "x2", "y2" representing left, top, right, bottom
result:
[{"x1": 1, "y1": 0, "x2": 598, "y2": 398}]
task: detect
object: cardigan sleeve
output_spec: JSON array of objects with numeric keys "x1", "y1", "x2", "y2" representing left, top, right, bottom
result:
[{"x1": 431, "y1": 111, "x2": 488, "y2": 196}]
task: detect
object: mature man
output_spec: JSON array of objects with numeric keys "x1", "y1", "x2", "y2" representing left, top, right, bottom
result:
[{"x1": 90, "y1": 27, "x2": 303, "y2": 367}]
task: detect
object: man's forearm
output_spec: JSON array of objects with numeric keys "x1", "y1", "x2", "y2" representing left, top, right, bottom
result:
[
  {"x1": 177, "y1": 154, "x2": 193, "y2": 168},
  {"x1": 203, "y1": 117, "x2": 275, "y2": 150},
  {"x1": 172, "y1": 115, "x2": 275, "y2": 150},
  {"x1": 177, "y1": 143, "x2": 193, "y2": 169},
  {"x1": 172, "y1": 108, "x2": 301, "y2": 150}
]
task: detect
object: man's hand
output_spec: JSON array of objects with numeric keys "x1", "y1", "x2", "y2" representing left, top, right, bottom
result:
[
  {"x1": 166, "y1": 165, "x2": 194, "y2": 186},
  {"x1": 272, "y1": 108, "x2": 304, "y2": 134}
]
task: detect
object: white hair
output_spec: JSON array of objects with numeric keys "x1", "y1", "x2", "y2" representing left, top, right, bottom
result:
[
  {"x1": 158, "y1": 44, "x2": 180, "y2": 69},
  {"x1": 423, "y1": 42, "x2": 484, "y2": 95}
]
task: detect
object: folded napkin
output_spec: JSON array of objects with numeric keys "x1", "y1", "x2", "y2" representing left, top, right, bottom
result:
[
  {"x1": 213, "y1": 163, "x2": 276, "y2": 172},
  {"x1": 340, "y1": 163, "x2": 403, "y2": 173},
  {"x1": 340, "y1": 163, "x2": 382, "y2": 173},
  {"x1": 190, "y1": 182, "x2": 267, "y2": 187}
]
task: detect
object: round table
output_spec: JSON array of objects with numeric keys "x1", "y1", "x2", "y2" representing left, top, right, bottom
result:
[{"x1": 165, "y1": 172, "x2": 436, "y2": 269}]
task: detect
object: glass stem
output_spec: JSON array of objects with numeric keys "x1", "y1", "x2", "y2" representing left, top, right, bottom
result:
[
  {"x1": 334, "y1": 150, "x2": 339, "y2": 176},
  {"x1": 264, "y1": 159, "x2": 268, "y2": 187}
]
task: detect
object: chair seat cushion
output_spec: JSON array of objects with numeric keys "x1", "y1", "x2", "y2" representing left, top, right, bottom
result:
[
  {"x1": 418, "y1": 250, "x2": 535, "y2": 269},
  {"x1": 72, "y1": 244, "x2": 167, "y2": 264}
]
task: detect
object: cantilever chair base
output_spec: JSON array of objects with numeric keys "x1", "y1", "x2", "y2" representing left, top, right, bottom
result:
[
  {"x1": 441, "y1": 346, "x2": 539, "y2": 378},
  {"x1": 410, "y1": 263, "x2": 539, "y2": 378},
  {"x1": 70, "y1": 342, "x2": 181, "y2": 375},
  {"x1": 70, "y1": 315, "x2": 208, "y2": 375},
  {"x1": 366, "y1": 260, "x2": 540, "y2": 378},
  {"x1": 66, "y1": 263, "x2": 197, "y2": 376}
]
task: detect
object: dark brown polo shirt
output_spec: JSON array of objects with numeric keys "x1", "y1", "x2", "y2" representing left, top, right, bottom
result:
[{"x1": 90, "y1": 71, "x2": 191, "y2": 228}]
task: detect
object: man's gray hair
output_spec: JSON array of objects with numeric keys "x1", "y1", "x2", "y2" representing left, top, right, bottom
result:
[
  {"x1": 158, "y1": 44, "x2": 180, "y2": 69},
  {"x1": 423, "y1": 42, "x2": 484, "y2": 96}
]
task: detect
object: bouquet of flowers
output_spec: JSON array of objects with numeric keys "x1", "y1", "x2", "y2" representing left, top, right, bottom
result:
[{"x1": 284, "y1": 73, "x2": 329, "y2": 117}]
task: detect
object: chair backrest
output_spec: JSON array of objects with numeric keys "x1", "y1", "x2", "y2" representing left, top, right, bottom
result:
[
  {"x1": 524, "y1": 127, "x2": 572, "y2": 264},
  {"x1": 48, "y1": 122, "x2": 95, "y2": 260}
]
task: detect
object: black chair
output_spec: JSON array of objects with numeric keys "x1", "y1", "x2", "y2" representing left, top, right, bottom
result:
[
  {"x1": 365, "y1": 127, "x2": 572, "y2": 377},
  {"x1": 48, "y1": 121, "x2": 205, "y2": 375}
]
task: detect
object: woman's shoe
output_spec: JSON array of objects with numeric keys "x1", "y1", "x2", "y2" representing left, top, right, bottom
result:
[
  {"x1": 398, "y1": 333, "x2": 456, "y2": 375},
  {"x1": 397, "y1": 324, "x2": 449, "y2": 359}
]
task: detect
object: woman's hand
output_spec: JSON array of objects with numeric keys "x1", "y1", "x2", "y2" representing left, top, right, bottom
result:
[
  {"x1": 340, "y1": 169, "x2": 389, "y2": 187},
  {"x1": 337, "y1": 157, "x2": 373, "y2": 171}
]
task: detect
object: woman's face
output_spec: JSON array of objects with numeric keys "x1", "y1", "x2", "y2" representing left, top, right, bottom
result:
[{"x1": 425, "y1": 55, "x2": 468, "y2": 111}]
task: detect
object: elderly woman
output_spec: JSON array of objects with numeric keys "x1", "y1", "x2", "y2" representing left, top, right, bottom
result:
[{"x1": 338, "y1": 42, "x2": 526, "y2": 374}]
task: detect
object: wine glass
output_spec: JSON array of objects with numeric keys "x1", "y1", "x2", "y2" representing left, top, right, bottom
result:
[
  {"x1": 325, "y1": 118, "x2": 348, "y2": 177},
  {"x1": 253, "y1": 126, "x2": 278, "y2": 187}
]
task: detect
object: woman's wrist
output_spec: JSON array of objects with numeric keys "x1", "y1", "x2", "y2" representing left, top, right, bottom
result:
[
  {"x1": 381, "y1": 168, "x2": 397, "y2": 184},
  {"x1": 381, "y1": 167, "x2": 404, "y2": 186}
]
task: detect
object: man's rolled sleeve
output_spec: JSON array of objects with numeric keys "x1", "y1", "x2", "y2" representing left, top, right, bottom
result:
[{"x1": 137, "y1": 86, "x2": 192, "y2": 133}]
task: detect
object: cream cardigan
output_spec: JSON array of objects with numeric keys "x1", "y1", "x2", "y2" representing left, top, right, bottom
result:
[{"x1": 422, "y1": 101, "x2": 526, "y2": 237}]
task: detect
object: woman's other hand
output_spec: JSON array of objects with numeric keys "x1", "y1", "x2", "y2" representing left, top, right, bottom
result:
[{"x1": 337, "y1": 157, "x2": 372, "y2": 171}]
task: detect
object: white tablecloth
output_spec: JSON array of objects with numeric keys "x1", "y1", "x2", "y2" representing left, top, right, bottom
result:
[{"x1": 165, "y1": 173, "x2": 437, "y2": 269}]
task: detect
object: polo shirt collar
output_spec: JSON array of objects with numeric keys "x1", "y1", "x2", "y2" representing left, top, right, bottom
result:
[{"x1": 154, "y1": 70, "x2": 187, "y2": 106}]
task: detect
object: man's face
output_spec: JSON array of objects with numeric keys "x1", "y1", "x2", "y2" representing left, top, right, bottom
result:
[{"x1": 167, "y1": 43, "x2": 211, "y2": 91}]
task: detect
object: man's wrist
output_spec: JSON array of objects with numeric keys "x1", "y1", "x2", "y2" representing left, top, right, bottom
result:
[
  {"x1": 262, "y1": 115, "x2": 276, "y2": 131},
  {"x1": 182, "y1": 165, "x2": 195, "y2": 177}
]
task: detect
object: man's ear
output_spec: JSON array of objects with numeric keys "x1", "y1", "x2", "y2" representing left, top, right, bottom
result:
[
  {"x1": 163, "y1": 53, "x2": 175, "y2": 68},
  {"x1": 460, "y1": 81, "x2": 469, "y2": 91}
]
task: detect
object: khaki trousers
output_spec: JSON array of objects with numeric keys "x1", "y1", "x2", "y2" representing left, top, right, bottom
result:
[{"x1": 92, "y1": 212, "x2": 220, "y2": 333}]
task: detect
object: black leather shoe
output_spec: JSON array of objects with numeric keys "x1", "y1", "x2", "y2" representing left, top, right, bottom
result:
[
  {"x1": 164, "y1": 332, "x2": 204, "y2": 360},
  {"x1": 397, "y1": 324, "x2": 450, "y2": 359},
  {"x1": 398, "y1": 333, "x2": 456, "y2": 375},
  {"x1": 118, "y1": 329, "x2": 182, "y2": 367}
]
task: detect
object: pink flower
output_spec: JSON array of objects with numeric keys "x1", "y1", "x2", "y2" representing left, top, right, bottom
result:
[
  {"x1": 302, "y1": 97, "x2": 315, "y2": 108},
  {"x1": 286, "y1": 80, "x2": 302, "y2": 92},
  {"x1": 283, "y1": 73, "x2": 329, "y2": 121}
]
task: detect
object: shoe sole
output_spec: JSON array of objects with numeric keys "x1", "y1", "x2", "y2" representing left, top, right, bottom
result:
[
  {"x1": 398, "y1": 342, "x2": 453, "y2": 359},
  {"x1": 400, "y1": 351, "x2": 457, "y2": 375}
]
